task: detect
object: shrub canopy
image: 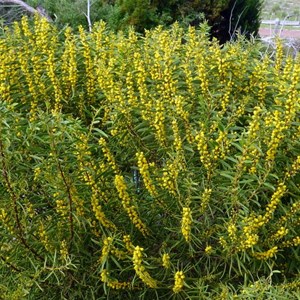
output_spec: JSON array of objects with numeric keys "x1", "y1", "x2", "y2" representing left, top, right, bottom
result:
[{"x1": 0, "y1": 17, "x2": 299, "y2": 299}]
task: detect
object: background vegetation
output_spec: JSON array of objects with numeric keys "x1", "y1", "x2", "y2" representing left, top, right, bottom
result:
[
  {"x1": 1, "y1": 0, "x2": 263, "y2": 43},
  {"x1": 262, "y1": 0, "x2": 300, "y2": 20},
  {"x1": 0, "y1": 16, "x2": 299, "y2": 299}
]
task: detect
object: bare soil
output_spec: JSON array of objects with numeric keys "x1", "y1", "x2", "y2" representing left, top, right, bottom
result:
[{"x1": 259, "y1": 28, "x2": 300, "y2": 39}]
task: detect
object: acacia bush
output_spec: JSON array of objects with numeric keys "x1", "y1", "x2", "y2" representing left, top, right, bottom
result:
[{"x1": 0, "y1": 17, "x2": 300, "y2": 299}]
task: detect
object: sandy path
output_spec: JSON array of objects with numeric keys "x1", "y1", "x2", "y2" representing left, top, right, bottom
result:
[{"x1": 259, "y1": 28, "x2": 300, "y2": 39}]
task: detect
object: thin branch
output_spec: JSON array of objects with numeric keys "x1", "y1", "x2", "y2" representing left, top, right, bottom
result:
[
  {"x1": 0, "y1": 0, "x2": 52, "y2": 21},
  {"x1": 84, "y1": 0, "x2": 92, "y2": 32},
  {"x1": 57, "y1": 159, "x2": 75, "y2": 245},
  {"x1": 0, "y1": 139, "x2": 44, "y2": 261},
  {"x1": 0, "y1": 255, "x2": 21, "y2": 272}
]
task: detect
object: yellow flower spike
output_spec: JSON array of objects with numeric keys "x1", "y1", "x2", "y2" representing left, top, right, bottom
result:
[
  {"x1": 263, "y1": 182, "x2": 286, "y2": 223},
  {"x1": 265, "y1": 110, "x2": 286, "y2": 162},
  {"x1": 79, "y1": 26, "x2": 96, "y2": 103},
  {"x1": 271, "y1": 226, "x2": 289, "y2": 241},
  {"x1": 205, "y1": 245, "x2": 213, "y2": 255},
  {"x1": 181, "y1": 207, "x2": 192, "y2": 242},
  {"x1": 99, "y1": 237, "x2": 113, "y2": 264},
  {"x1": 61, "y1": 27, "x2": 77, "y2": 97},
  {"x1": 227, "y1": 221, "x2": 238, "y2": 243},
  {"x1": 212, "y1": 130, "x2": 230, "y2": 161},
  {"x1": 161, "y1": 253, "x2": 170, "y2": 269},
  {"x1": 20, "y1": 16, "x2": 32, "y2": 39},
  {"x1": 114, "y1": 175, "x2": 148, "y2": 235},
  {"x1": 136, "y1": 152, "x2": 158, "y2": 197},
  {"x1": 195, "y1": 130, "x2": 212, "y2": 170},
  {"x1": 123, "y1": 235, "x2": 134, "y2": 254},
  {"x1": 59, "y1": 240, "x2": 68, "y2": 261},
  {"x1": 75, "y1": 137, "x2": 115, "y2": 230},
  {"x1": 38, "y1": 222, "x2": 53, "y2": 252},
  {"x1": 275, "y1": 39, "x2": 283, "y2": 74},
  {"x1": 171, "y1": 119, "x2": 183, "y2": 156},
  {"x1": 292, "y1": 142, "x2": 300, "y2": 163},
  {"x1": 99, "y1": 138, "x2": 118, "y2": 173},
  {"x1": 132, "y1": 246, "x2": 157, "y2": 288},
  {"x1": 160, "y1": 160, "x2": 180, "y2": 195},
  {"x1": 55, "y1": 199, "x2": 68, "y2": 218},
  {"x1": 200, "y1": 188, "x2": 212, "y2": 213},
  {"x1": 173, "y1": 271, "x2": 185, "y2": 293},
  {"x1": 253, "y1": 246, "x2": 278, "y2": 260},
  {"x1": 46, "y1": 43, "x2": 63, "y2": 112},
  {"x1": 101, "y1": 269, "x2": 130, "y2": 289}
]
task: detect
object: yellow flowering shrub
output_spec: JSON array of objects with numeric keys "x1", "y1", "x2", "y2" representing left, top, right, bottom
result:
[{"x1": 0, "y1": 17, "x2": 299, "y2": 299}]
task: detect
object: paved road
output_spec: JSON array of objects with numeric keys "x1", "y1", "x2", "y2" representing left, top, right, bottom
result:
[{"x1": 259, "y1": 28, "x2": 300, "y2": 39}]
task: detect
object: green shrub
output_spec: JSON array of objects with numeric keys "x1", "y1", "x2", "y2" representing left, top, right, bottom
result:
[{"x1": 0, "y1": 18, "x2": 299, "y2": 299}]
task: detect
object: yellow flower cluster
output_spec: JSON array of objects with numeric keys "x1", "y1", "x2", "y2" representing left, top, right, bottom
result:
[
  {"x1": 275, "y1": 39, "x2": 283, "y2": 74},
  {"x1": 263, "y1": 182, "x2": 286, "y2": 222},
  {"x1": 0, "y1": 209, "x2": 13, "y2": 234},
  {"x1": 172, "y1": 119, "x2": 183, "y2": 156},
  {"x1": 212, "y1": 130, "x2": 230, "y2": 161},
  {"x1": 286, "y1": 156, "x2": 300, "y2": 178},
  {"x1": 283, "y1": 201, "x2": 300, "y2": 223},
  {"x1": 161, "y1": 160, "x2": 179, "y2": 195},
  {"x1": 136, "y1": 152, "x2": 157, "y2": 197},
  {"x1": 59, "y1": 239, "x2": 68, "y2": 261},
  {"x1": 79, "y1": 26, "x2": 96, "y2": 103},
  {"x1": 100, "y1": 269, "x2": 130, "y2": 289},
  {"x1": 250, "y1": 57, "x2": 270, "y2": 103},
  {"x1": 62, "y1": 27, "x2": 77, "y2": 96},
  {"x1": 55, "y1": 199, "x2": 68, "y2": 218},
  {"x1": 172, "y1": 271, "x2": 185, "y2": 293},
  {"x1": 123, "y1": 235, "x2": 134, "y2": 254},
  {"x1": 196, "y1": 52, "x2": 209, "y2": 96},
  {"x1": 99, "y1": 237, "x2": 113, "y2": 264},
  {"x1": 75, "y1": 135, "x2": 115, "y2": 230},
  {"x1": 0, "y1": 42, "x2": 13, "y2": 103},
  {"x1": 26, "y1": 202, "x2": 35, "y2": 219},
  {"x1": 38, "y1": 222, "x2": 52, "y2": 252},
  {"x1": 114, "y1": 175, "x2": 148, "y2": 235},
  {"x1": 132, "y1": 246, "x2": 157, "y2": 288},
  {"x1": 181, "y1": 207, "x2": 192, "y2": 242},
  {"x1": 46, "y1": 36, "x2": 62, "y2": 112},
  {"x1": 234, "y1": 182, "x2": 287, "y2": 251},
  {"x1": 227, "y1": 221, "x2": 238, "y2": 243},
  {"x1": 281, "y1": 236, "x2": 300, "y2": 248},
  {"x1": 253, "y1": 246, "x2": 278, "y2": 260},
  {"x1": 205, "y1": 245, "x2": 213, "y2": 255},
  {"x1": 153, "y1": 101, "x2": 166, "y2": 146},
  {"x1": 195, "y1": 130, "x2": 212, "y2": 170},
  {"x1": 99, "y1": 138, "x2": 118, "y2": 173},
  {"x1": 200, "y1": 188, "x2": 212, "y2": 213},
  {"x1": 266, "y1": 110, "x2": 285, "y2": 162},
  {"x1": 161, "y1": 253, "x2": 170, "y2": 269},
  {"x1": 247, "y1": 106, "x2": 262, "y2": 140},
  {"x1": 221, "y1": 80, "x2": 233, "y2": 112}
]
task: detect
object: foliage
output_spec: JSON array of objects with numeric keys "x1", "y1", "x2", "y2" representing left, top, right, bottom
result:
[
  {"x1": 0, "y1": 17, "x2": 300, "y2": 299},
  {"x1": 211, "y1": 0, "x2": 264, "y2": 44},
  {"x1": 98, "y1": 0, "x2": 263, "y2": 42}
]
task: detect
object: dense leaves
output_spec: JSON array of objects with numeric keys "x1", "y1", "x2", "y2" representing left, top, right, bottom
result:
[{"x1": 0, "y1": 18, "x2": 299, "y2": 299}]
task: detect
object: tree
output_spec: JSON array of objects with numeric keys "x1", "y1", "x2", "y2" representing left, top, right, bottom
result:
[
  {"x1": 100, "y1": 0, "x2": 263, "y2": 43},
  {"x1": 211, "y1": 0, "x2": 264, "y2": 44}
]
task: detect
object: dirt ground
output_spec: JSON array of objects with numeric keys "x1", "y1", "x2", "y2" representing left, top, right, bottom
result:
[{"x1": 259, "y1": 28, "x2": 300, "y2": 39}]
